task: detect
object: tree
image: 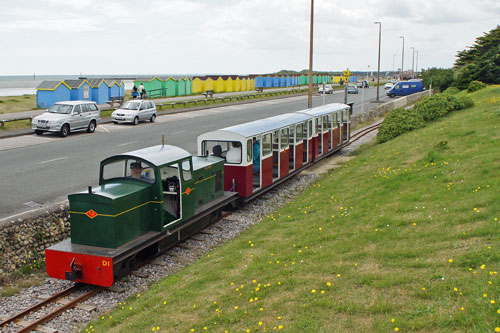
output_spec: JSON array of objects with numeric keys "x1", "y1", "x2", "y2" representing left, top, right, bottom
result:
[
  {"x1": 421, "y1": 68, "x2": 454, "y2": 92},
  {"x1": 453, "y1": 25, "x2": 500, "y2": 89}
]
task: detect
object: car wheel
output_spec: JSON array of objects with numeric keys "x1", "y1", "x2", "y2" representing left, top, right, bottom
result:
[
  {"x1": 390, "y1": 93, "x2": 395, "y2": 98},
  {"x1": 133, "y1": 117, "x2": 139, "y2": 125},
  {"x1": 59, "y1": 124, "x2": 69, "y2": 137},
  {"x1": 34, "y1": 130, "x2": 43, "y2": 136},
  {"x1": 86, "y1": 120, "x2": 96, "y2": 133},
  {"x1": 113, "y1": 121, "x2": 118, "y2": 124},
  {"x1": 150, "y1": 114, "x2": 156, "y2": 123}
]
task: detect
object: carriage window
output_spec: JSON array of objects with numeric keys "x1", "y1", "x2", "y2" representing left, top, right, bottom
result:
[
  {"x1": 182, "y1": 159, "x2": 192, "y2": 181},
  {"x1": 280, "y1": 128, "x2": 289, "y2": 149},
  {"x1": 262, "y1": 133, "x2": 272, "y2": 157},
  {"x1": 315, "y1": 118, "x2": 320, "y2": 134},
  {"x1": 202, "y1": 140, "x2": 230, "y2": 158},
  {"x1": 308, "y1": 120, "x2": 313, "y2": 138},
  {"x1": 247, "y1": 139, "x2": 252, "y2": 162},
  {"x1": 327, "y1": 115, "x2": 333, "y2": 129},
  {"x1": 333, "y1": 113, "x2": 338, "y2": 127},
  {"x1": 289, "y1": 126, "x2": 295, "y2": 145},
  {"x1": 322, "y1": 116, "x2": 328, "y2": 132},
  {"x1": 296, "y1": 123, "x2": 303, "y2": 141}
]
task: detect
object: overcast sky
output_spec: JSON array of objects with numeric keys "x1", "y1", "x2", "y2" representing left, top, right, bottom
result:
[{"x1": 1, "y1": 0, "x2": 499, "y2": 76}]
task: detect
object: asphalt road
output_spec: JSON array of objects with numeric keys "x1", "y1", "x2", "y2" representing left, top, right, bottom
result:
[{"x1": 0, "y1": 87, "x2": 389, "y2": 219}]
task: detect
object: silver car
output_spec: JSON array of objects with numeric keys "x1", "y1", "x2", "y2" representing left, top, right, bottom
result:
[
  {"x1": 111, "y1": 100, "x2": 157, "y2": 125},
  {"x1": 32, "y1": 101, "x2": 100, "y2": 137}
]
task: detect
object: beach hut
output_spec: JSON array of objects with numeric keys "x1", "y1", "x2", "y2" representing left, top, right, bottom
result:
[
  {"x1": 177, "y1": 78, "x2": 187, "y2": 96},
  {"x1": 212, "y1": 76, "x2": 224, "y2": 93},
  {"x1": 185, "y1": 78, "x2": 192, "y2": 95},
  {"x1": 163, "y1": 77, "x2": 178, "y2": 97},
  {"x1": 263, "y1": 76, "x2": 273, "y2": 88},
  {"x1": 192, "y1": 77, "x2": 204, "y2": 94},
  {"x1": 105, "y1": 80, "x2": 121, "y2": 100},
  {"x1": 254, "y1": 75, "x2": 265, "y2": 88},
  {"x1": 223, "y1": 76, "x2": 233, "y2": 92},
  {"x1": 64, "y1": 79, "x2": 91, "y2": 101},
  {"x1": 36, "y1": 81, "x2": 71, "y2": 108},
  {"x1": 87, "y1": 78, "x2": 108, "y2": 104},
  {"x1": 233, "y1": 76, "x2": 242, "y2": 92}
]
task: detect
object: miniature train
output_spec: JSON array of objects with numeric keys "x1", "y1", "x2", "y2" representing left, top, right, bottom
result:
[{"x1": 45, "y1": 102, "x2": 353, "y2": 287}]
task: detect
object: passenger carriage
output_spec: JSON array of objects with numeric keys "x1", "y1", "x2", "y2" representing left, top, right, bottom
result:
[
  {"x1": 296, "y1": 103, "x2": 351, "y2": 159},
  {"x1": 197, "y1": 113, "x2": 315, "y2": 199}
]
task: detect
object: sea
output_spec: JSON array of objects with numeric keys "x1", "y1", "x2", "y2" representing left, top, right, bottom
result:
[{"x1": 0, "y1": 75, "x2": 142, "y2": 97}]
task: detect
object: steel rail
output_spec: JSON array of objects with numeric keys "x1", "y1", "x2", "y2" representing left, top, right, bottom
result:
[
  {"x1": 0, "y1": 285, "x2": 80, "y2": 329},
  {"x1": 17, "y1": 287, "x2": 102, "y2": 333}
]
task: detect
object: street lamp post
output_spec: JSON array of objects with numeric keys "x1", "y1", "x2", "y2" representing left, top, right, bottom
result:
[
  {"x1": 374, "y1": 21, "x2": 381, "y2": 101},
  {"x1": 411, "y1": 46, "x2": 415, "y2": 78},
  {"x1": 400, "y1": 36, "x2": 404, "y2": 79},
  {"x1": 393, "y1": 54, "x2": 396, "y2": 77},
  {"x1": 307, "y1": 0, "x2": 314, "y2": 108},
  {"x1": 415, "y1": 50, "x2": 419, "y2": 77}
]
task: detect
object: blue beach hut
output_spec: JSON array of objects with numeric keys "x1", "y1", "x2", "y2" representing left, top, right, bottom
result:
[
  {"x1": 36, "y1": 81, "x2": 71, "y2": 108},
  {"x1": 254, "y1": 76, "x2": 265, "y2": 88},
  {"x1": 87, "y1": 78, "x2": 108, "y2": 104},
  {"x1": 106, "y1": 80, "x2": 121, "y2": 100},
  {"x1": 65, "y1": 79, "x2": 91, "y2": 101}
]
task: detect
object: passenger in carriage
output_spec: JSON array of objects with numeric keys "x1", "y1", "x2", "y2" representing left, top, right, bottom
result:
[
  {"x1": 212, "y1": 145, "x2": 223, "y2": 158},
  {"x1": 252, "y1": 137, "x2": 260, "y2": 174},
  {"x1": 226, "y1": 141, "x2": 241, "y2": 163}
]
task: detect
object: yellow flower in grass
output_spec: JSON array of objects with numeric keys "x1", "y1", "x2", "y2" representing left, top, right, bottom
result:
[
  {"x1": 312, "y1": 289, "x2": 316, "y2": 293},
  {"x1": 327, "y1": 282, "x2": 332, "y2": 287},
  {"x1": 394, "y1": 328, "x2": 399, "y2": 331},
  {"x1": 496, "y1": 328, "x2": 500, "y2": 332},
  {"x1": 492, "y1": 300, "x2": 496, "y2": 304},
  {"x1": 448, "y1": 258, "x2": 453, "y2": 263},
  {"x1": 278, "y1": 325, "x2": 283, "y2": 330}
]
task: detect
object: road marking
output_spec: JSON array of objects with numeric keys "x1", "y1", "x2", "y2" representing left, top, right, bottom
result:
[
  {"x1": 100, "y1": 125, "x2": 110, "y2": 132},
  {"x1": 38, "y1": 157, "x2": 67, "y2": 164},
  {"x1": 202, "y1": 124, "x2": 213, "y2": 128},
  {"x1": 234, "y1": 119, "x2": 245, "y2": 122},
  {"x1": 172, "y1": 130, "x2": 186, "y2": 135},
  {"x1": 118, "y1": 141, "x2": 139, "y2": 147}
]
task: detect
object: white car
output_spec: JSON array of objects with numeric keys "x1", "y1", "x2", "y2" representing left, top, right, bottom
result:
[
  {"x1": 319, "y1": 84, "x2": 334, "y2": 94},
  {"x1": 32, "y1": 101, "x2": 100, "y2": 137},
  {"x1": 384, "y1": 82, "x2": 394, "y2": 90},
  {"x1": 112, "y1": 100, "x2": 157, "y2": 125}
]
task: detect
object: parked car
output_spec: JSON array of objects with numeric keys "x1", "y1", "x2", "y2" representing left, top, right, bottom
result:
[
  {"x1": 32, "y1": 101, "x2": 100, "y2": 137},
  {"x1": 387, "y1": 80, "x2": 424, "y2": 98},
  {"x1": 384, "y1": 82, "x2": 394, "y2": 89},
  {"x1": 111, "y1": 100, "x2": 157, "y2": 125},
  {"x1": 319, "y1": 84, "x2": 334, "y2": 94},
  {"x1": 346, "y1": 85, "x2": 359, "y2": 94},
  {"x1": 356, "y1": 80, "x2": 369, "y2": 88}
]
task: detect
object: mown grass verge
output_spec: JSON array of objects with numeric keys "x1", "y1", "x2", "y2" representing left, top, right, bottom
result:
[{"x1": 86, "y1": 86, "x2": 498, "y2": 332}]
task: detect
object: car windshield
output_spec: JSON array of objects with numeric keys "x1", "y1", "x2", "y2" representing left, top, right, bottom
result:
[
  {"x1": 121, "y1": 101, "x2": 141, "y2": 110},
  {"x1": 48, "y1": 104, "x2": 73, "y2": 114}
]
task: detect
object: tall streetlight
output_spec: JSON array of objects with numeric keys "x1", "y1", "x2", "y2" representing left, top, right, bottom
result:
[
  {"x1": 411, "y1": 46, "x2": 415, "y2": 78},
  {"x1": 374, "y1": 21, "x2": 381, "y2": 101},
  {"x1": 400, "y1": 36, "x2": 405, "y2": 79},
  {"x1": 392, "y1": 54, "x2": 396, "y2": 77},
  {"x1": 415, "y1": 50, "x2": 419, "y2": 77},
  {"x1": 307, "y1": 0, "x2": 314, "y2": 108}
]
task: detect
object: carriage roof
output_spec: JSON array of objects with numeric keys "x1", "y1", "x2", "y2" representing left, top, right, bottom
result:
[
  {"x1": 297, "y1": 103, "x2": 349, "y2": 117},
  {"x1": 216, "y1": 113, "x2": 312, "y2": 138}
]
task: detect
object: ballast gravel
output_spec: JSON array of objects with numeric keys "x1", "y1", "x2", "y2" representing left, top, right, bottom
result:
[{"x1": 0, "y1": 127, "x2": 378, "y2": 333}]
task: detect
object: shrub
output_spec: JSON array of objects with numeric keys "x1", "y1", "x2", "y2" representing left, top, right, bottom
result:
[
  {"x1": 456, "y1": 96, "x2": 474, "y2": 109},
  {"x1": 442, "y1": 86, "x2": 460, "y2": 95},
  {"x1": 377, "y1": 107, "x2": 424, "y2": 143},
  {"x1": 414, "y1": 95, "x2": 450, "y2": 121},
  {"x1": 467, "y1": 80, "x2": 486, "y2": 93}
]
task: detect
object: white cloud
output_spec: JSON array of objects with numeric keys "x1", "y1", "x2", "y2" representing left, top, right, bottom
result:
[{"x1": 0, "y1": 0, "x2": 498, "y2": 75}]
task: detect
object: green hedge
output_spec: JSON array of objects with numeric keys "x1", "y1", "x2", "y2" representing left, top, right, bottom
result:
[
  {"x1": 377, "y1": 107, "x2": 424, "y2": 143},
  {"x1": 377, "y1": 93, "x2": 475, "y2": 143}
]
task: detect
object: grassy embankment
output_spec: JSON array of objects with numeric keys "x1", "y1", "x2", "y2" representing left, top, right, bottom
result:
[{"x1": 84, "y1": 85, "x2": 500, "y2": 332}]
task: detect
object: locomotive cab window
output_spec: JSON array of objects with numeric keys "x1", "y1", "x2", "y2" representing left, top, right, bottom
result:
[
  {"x1": 102, "y1": 158, "x2": 155, "y2": 183},
  {"x1": 160, "y1": 164, "x2": 182, "y2": 224},
  {"x1": 181, "y1": 159, "x2": 192, "y2": 181}
]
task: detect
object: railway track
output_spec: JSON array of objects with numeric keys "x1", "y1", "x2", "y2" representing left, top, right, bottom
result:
[
  {"x1": 0, "y1": 285, "x2": 102, "y2": 333},
  {"x1": 347, "y1": 121, "x2": 381, "y2": 146}
]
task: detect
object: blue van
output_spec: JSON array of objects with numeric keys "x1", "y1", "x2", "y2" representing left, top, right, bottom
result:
[{"x1": 387, "y1": 80, "x2": 424, "y2": 98}]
